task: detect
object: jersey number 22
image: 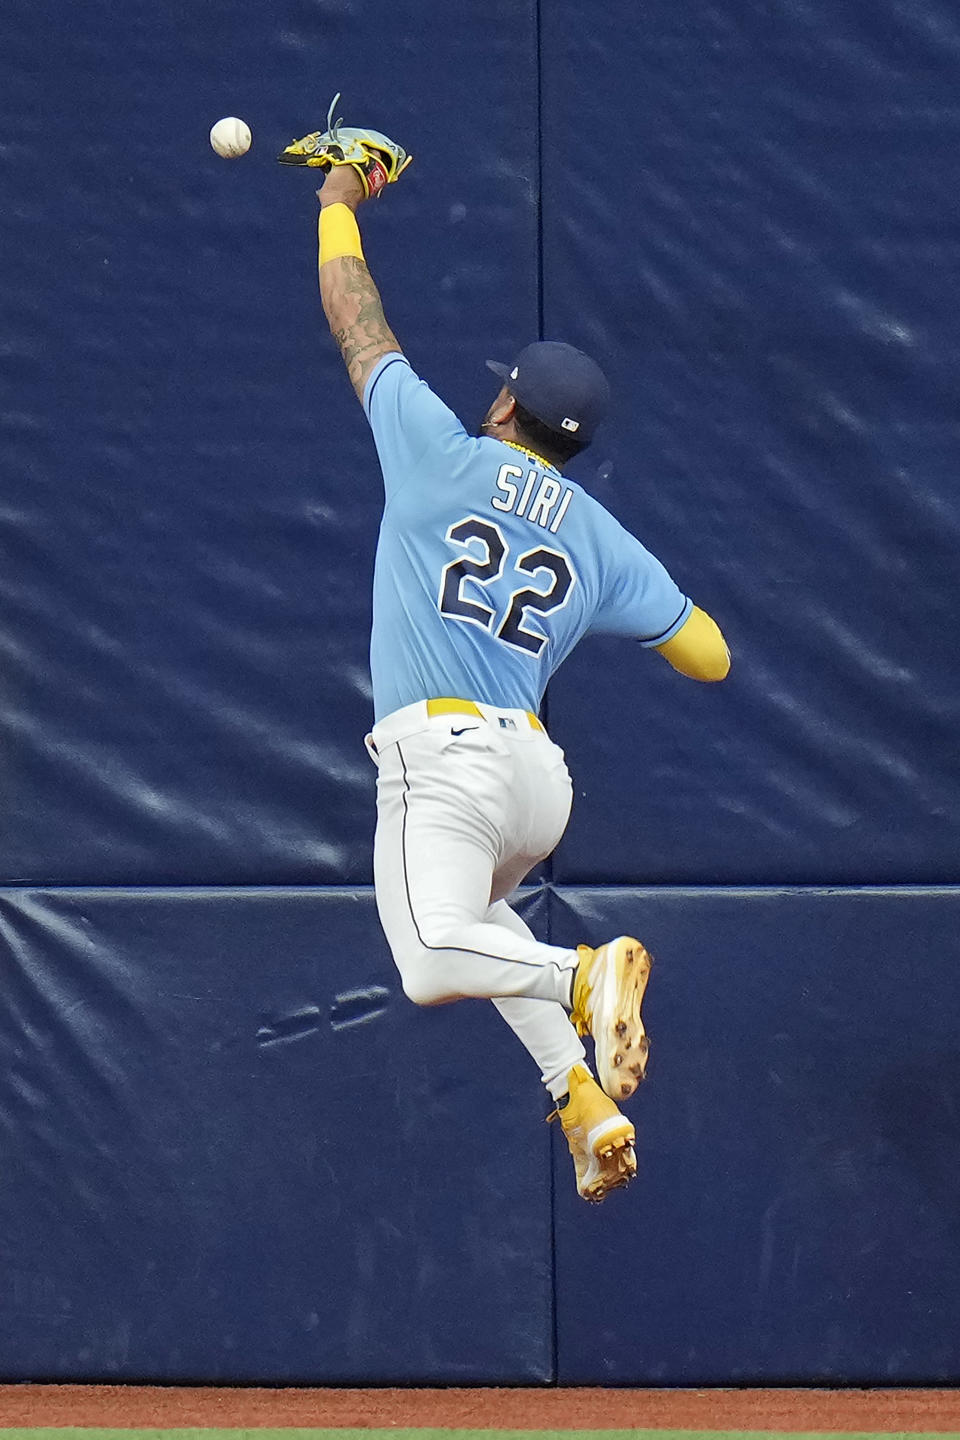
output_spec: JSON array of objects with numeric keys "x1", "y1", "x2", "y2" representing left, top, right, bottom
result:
[{"x1": 438, "y1": 515, "x2": 576, "y2": 657}]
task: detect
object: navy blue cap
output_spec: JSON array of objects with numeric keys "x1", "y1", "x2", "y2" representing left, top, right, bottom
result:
[{"x1": 486, "y1": 341, "x2": 610, "y2": 443}]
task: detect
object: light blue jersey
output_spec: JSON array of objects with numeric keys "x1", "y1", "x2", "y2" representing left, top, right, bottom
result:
[{"x1": 363, "y1": 353, "x2": 692, "y2": 722}]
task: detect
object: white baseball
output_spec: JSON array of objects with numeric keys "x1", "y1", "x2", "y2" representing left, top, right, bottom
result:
[{"x1": 210, "y1": 117, "x2": 251, "y2": 158}]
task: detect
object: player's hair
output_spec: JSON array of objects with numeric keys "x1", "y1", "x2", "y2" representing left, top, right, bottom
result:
[{"x1": 512, "y1": 399, "x2": 587, "y2": 468}]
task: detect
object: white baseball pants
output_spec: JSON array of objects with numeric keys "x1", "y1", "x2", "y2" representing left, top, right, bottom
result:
[{"x1": 367, "y1": 700, "x2": 586, "y2": 1099}]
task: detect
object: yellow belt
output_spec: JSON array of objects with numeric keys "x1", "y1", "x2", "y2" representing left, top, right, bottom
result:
[{"x1": 426, "y1": 696, "x2": 545, "y2": 733}]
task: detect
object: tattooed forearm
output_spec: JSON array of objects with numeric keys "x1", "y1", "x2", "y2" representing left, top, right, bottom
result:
[{"x1": 321, "y1": 255, "x2": 402, "y2": 402}]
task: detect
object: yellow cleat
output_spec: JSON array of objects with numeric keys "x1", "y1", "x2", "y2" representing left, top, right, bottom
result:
[
  {"x1": 550, "y1": 1064, "x2": 637, "y2": 1203},
  {"x1": 570, "y1": 935, "x2": 652, "y2": 1101}
]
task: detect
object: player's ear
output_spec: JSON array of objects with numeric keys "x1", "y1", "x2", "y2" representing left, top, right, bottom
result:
[{"x1": 491, "y1": 391, "x2": 516, "y2": 426}]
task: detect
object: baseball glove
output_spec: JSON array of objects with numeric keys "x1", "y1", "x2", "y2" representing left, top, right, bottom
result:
[{"x1": 277, "y1": 92, "x2": 412, "y2": 198}]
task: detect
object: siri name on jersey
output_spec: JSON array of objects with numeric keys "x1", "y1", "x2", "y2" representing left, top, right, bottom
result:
[{"x1": 490, "y1": 463, "x2": 573, "y2": 535}]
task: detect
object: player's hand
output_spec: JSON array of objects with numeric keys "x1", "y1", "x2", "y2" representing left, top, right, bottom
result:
[{"x1": 316, "y1": 167, "x2": 366, "y2": 211}]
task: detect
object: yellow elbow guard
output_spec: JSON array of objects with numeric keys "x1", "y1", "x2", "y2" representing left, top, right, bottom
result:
[
  {"x1": 656, "y1": 606, "x2": 731, "y2": 682},
  {"x1": 318, "y1": 203, "x2": 365, "y2": 267}
]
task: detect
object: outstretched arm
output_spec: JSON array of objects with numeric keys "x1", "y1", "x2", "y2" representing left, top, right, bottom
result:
[{"x1": 316, "y1": 167, "x2": 402, "y2": 402}]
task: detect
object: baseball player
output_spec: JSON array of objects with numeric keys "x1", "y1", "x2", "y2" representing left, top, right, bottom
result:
[{"x1": 280, "y1": 105, "x2": 730, "y2": 1202}]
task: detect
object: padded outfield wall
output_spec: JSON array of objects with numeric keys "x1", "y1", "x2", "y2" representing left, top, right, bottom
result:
[{"x1": 2, "y1": 0, "x2": 958, "y2": 1385}]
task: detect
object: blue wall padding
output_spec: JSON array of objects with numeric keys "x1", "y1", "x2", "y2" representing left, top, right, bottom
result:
[
  {"x1": 0, "y1": 886, "x2": 553, "y2": 1382},
  {"x1": 0, "y1": 0, "x2": 539, "y2": 887},
  {"x1": 3, "y1": 0, "x2": 960, "y2": 1391},
  {"x1": 541, "y1": 0, "x2": 960, "y2": 885},
  {"x1": 550, "y1": 886, "x2": 960, "y2": 1383}
]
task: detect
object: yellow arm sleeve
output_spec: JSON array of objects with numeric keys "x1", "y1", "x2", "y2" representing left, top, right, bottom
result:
[
  {"x1": 318, "y1": 203, "x2": 365, "y2": 268},
  {"x1": 655, "y1": 605, "x2": 731, "y2": 681}
]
